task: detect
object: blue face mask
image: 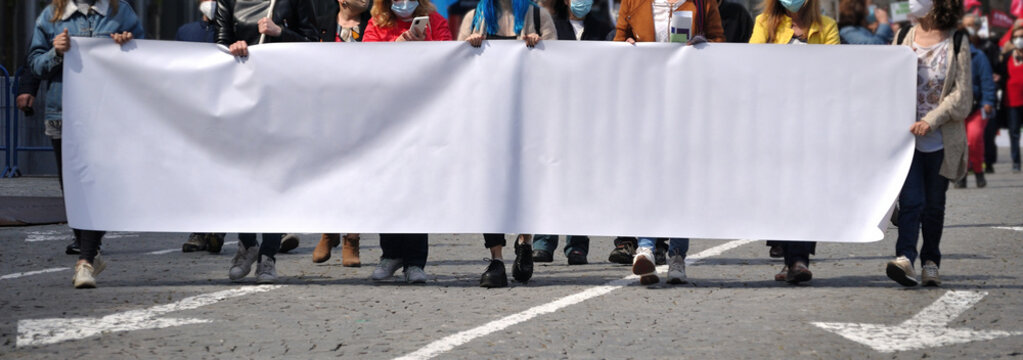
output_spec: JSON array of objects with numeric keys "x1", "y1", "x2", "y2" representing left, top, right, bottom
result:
[
  {"x1": 570, "y1": 0, "x2": 594, "y2": 18},
  {"x1": 779, "y1": 0, "x2": 805, "y2": 13},
  {"x1": 391, "y1": 0, "x2": 419, "y2": 19}
]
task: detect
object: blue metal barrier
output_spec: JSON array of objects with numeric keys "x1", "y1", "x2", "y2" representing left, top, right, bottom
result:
[
  {"x1": 8, "y1": 67, "x2": 55, "y2": 178},
  {"x1": 1, "y1": 65, "x2": 11, "y2": 177}
]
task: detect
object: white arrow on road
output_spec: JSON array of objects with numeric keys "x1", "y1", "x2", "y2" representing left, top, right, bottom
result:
[
  {"x1": 17, "y1": 285, "x2": 281, "y2": 347},
  {"x1": 813, "y1": 290, "x2": 1022, "y2": 353}
]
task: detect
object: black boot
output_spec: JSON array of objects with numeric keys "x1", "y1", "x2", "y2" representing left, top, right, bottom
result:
[
  {"x1": 975, "y1": 172, "x2": 987, "y2": 188},
  {"x1": 512, "y1": 240, "x2": 533, "y2": 283},
  {"x1": 954, "y1": 177, "x2": 967, "y2": 189},
  {"x1": 480, "y1": 259, "x2": 508, "y2": 288}
]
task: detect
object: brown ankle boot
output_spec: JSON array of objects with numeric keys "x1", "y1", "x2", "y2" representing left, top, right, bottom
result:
[
  {"x1": 341, "y1": 234, "x2": 361, "y2": 267},
  {"x1": 312, "y1": 233, "x2": 341, "y2": 263}
]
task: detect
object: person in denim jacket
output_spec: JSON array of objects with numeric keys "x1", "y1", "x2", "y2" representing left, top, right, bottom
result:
[
  {"x1": 27, "y1": 0, "x2": 143, "y2": 289},
  {"x1": 837, "y1": 0, "x2": 893, "y2": 44}
]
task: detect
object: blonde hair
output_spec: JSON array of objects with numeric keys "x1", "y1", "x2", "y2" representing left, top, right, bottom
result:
[
  {"x1": 758, "y1": 0, "x2": 821, "y2": 43},
  {"x1": 51, "y1": 0, "x2": 120, "y2": 23},
  {"x1": 371, "y1": 0, "x2": 436, "y2": 28}
]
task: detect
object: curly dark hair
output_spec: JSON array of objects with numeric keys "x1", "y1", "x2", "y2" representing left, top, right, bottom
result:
[{"x1": 925, "y1": 0, "x2": 963, "y2": 31}]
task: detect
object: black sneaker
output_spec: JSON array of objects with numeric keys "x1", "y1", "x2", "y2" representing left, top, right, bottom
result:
[
  {"x1": 654, "y1": 244, "x2": 667, "y2": 266},
  {"x1": 769, "y1": 244, "x2": 784, "y2": 258},
  {"x1": 1014, "y1": 163, "x2": 1021, "y2": 173},
  {"x1": 512, "y1": 240, "x2": 533, "y2": 283},
  {"x1": 480, "y1": 259, "x2": 508, "y2": 288},
  {"x1": 608, "y1": 237, "x2": 636, "y2": 264},
  {"x1": 975, "y1": 172, "x2": 987, "y2": 188},
  {"x1": 65, "y1": 239, "x2": 81, "y2": 255},
  {"x1": 279, "y1": 234, "x2": 300, "y2": 253},
  {"x1": 566, "y1": 250, "x2": 588, "y2": 265},
  {"x1": 532, "y1": 250, "x2": 553, "y2": 263}
]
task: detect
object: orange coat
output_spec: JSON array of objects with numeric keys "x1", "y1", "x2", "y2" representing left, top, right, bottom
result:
[{"x1": 613, "y1": 0, "x2": 725, "y2": 42}]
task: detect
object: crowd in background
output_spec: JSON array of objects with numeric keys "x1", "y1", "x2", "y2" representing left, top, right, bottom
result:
[{"x1": 14, "y1": 0, "x2": 1022, "y2": 295}]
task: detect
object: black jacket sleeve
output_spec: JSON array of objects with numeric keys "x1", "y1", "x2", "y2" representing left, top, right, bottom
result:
[
  {"x1": 215, "y1": 0, "x2": 237, "y2": 46},
  {"x1": 275, "y1": 0, "x2": 320, "y2": 42},
  {"x1": 18, "y1": 66, "x2": 41, "y2": 96}
]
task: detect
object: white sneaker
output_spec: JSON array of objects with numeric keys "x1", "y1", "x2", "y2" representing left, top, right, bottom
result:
[
  {"x1": 666, "y1": 255, "x2": 687, "y2": 284},
  {"x1": 72, "y1": 262, "x2": 97, "y2": 289},
  {"x1": 91, "y1": 254, "x2": 107, "y2": 276},
  {"x1": 256, "y1": 255, "x2": 278, "y2": 284},
  {"x1": 886, "y1": 256, "x2": 919, "y2": 287},
  {"x1": 921, "y1": 261, "x2": 941, "y2": 287},
  {"x1": 632, "y1": 247, "x2": 658, "y2": 285},
  {"x1": 405, "y1": 266, "x2": 428, "y2": 284},
  {"x1": 372, "y1": 258, "x2": 403, "y2": 281},
  {"x1": 229, "y1": 244, "x2": 259, "y2": 281}
]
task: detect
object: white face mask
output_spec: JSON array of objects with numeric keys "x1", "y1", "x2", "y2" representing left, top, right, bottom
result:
[
  {"x1": 908, "y1": 0, "x2": 932, "y2": 19},
  {"x1": 1013, "y1": 37, "x2": 1023, "y2": 50},
  {"x1": 199, "y1": 1, "x2": 215, "y2": 20}
]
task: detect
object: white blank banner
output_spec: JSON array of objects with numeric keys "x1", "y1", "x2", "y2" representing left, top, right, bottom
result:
[{"x1": 63, "y1": 38, "x2": 916, "y2": 242}]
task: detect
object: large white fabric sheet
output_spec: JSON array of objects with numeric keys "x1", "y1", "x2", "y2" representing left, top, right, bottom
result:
[{"x1": 63, "y1": 38, "x2": 916, "y2": 242}]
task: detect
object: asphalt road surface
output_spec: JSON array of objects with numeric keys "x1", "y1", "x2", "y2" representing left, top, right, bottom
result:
[{"x1": 1, "y1": 161, "x2": 1021, "y2": 359}]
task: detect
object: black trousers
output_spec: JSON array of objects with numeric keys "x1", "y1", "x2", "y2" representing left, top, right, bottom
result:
[
  {"x1": 380, "y1": 234, "x2": 428, "y2": 269},
  {"x1": 53, "y1": 139, "x2": 106, "y2": 263},
  {"x1": 238, "y1": 233, "x2": 283, "y2": 260}
]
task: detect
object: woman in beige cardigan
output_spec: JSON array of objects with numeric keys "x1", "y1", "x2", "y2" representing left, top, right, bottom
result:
[{"x1": 886, "y1": 0, "x2": 970, "y2": 288}]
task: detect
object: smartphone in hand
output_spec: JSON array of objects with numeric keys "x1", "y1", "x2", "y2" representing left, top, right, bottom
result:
[{"x1": 410, "y1": 16, "x2": 429, "y2": 36}]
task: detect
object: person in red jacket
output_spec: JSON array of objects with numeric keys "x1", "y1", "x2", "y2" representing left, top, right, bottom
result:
[
  {"x1": 1004, "y1": 25, "x2": 1023, "y2": 173},
  {"x1": 361, "y1": 0, "x2": 449, "y2": 283},
  {"x1": 363, "y1": 0, "x2": 452, "y2": 41}
]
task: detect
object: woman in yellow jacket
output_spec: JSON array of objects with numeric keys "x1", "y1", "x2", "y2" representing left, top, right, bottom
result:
[
  {"x1": 749, "y1": 0, "x2": 838, "y2": 45},
  {"x1": 748, "y1": 0, "x2": 837, "y2": 284}
]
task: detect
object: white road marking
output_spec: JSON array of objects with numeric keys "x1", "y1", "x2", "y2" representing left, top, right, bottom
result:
[
  {"x1": 394, "y1": 239, "x2": 758, "y2": 360},
  {"x1": 145, "y1": 241, "x2": 238, "y2": 255},
  {"x1": 25, "y1": 230, "x2": 139, "y2": 242},
  {"x1": 993, "y1": 226, "x2": 1023, "y2": 232},
  {"x1": 17, "y1": 285, "x2": 282, "y2": 347},
  {"x1": 813, "y1": 290, "x2": 1022, "y2": 353},
  {"x1": 0, "y1": 268, "x2": 67, "y2": 280}
]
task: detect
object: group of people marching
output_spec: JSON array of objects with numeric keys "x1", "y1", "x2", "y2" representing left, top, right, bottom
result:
[{"x1": 22, "y1": 0, "x2": 995, "y2": 290}]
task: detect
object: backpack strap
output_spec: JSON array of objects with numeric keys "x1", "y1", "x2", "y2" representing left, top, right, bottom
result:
[
  {"x1": 533, "y1": 5, "x2": 542, "y2": 37},
  {"x1": 896, "y1": 26, "x2": 910, "y2": 45},
  {"x1": 953, "y1": 29, "x2": 965, "y2": 57},
  {"x1": 694, "y1": 0, "x2": 705, "y2": 36}
]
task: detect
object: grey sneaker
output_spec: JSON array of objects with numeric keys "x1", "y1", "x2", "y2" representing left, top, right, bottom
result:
[
  {"x1": 666, "y1": 255, "x2": 687, "y2": 284},
  {"x1": 921, "y1": 261, "x2": 941, "y2": 287},
  {"x1": 372, "y1": 258, "x2": 403, "y2": 281},
  {"x1": 229, "y1": 244, "x2": 259, "y2": 281},
  {"x1": 256, "y1": 255, "x2": 277, "y2": 284},
  {"x1": 886, "y1": 256, "x2": 919, "y2": 287},
  {"x1": 405, "y1": 266, "x2": 428, "y2": 284},
  {"x1": 72, "y1": 262, "x2": 97, "y2": 289}
]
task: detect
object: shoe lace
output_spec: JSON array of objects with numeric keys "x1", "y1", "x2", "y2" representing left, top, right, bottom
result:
[{"x1": 923, "y1": 265, "x2": 938, "y2": 278}]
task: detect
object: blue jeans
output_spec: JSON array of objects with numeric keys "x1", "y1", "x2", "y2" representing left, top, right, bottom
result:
[
  {"x1": 1010, "y1": 106, "x2": 1022, "y2": 165},
  {"x1": 638, "y1": 237, "x2": 689, "y2": 258},
  {"x1": 896, "y1": 149, "x2": 947, "y2": 267},
  {"x1": 533, "y1": 235, "x2": 590, "y2": 255}
]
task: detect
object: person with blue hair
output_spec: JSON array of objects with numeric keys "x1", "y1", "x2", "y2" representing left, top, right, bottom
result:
[{"x1": 456, "y1": 0, "x2": 557, "y2": 47}]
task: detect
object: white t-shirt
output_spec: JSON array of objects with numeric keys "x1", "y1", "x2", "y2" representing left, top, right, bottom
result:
[
  {"x1": 914, "y1": 38, "x2": 950, "y2": 152},
  {"x1": 570, "y1": 19, "x2": 585, "y2": 40}
]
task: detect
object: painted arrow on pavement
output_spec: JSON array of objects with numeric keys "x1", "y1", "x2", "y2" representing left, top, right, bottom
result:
[
  {"x1": 813, "y1": 290, "x2": 1022, "y2": 353},
  {"x1": 17, "y1": 285, "x2": 281, "y2": 347}
]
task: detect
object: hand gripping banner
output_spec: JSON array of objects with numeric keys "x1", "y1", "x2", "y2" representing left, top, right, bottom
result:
[{"x1": 62, "y1": 38, "x2": 916, "y2": 242}]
